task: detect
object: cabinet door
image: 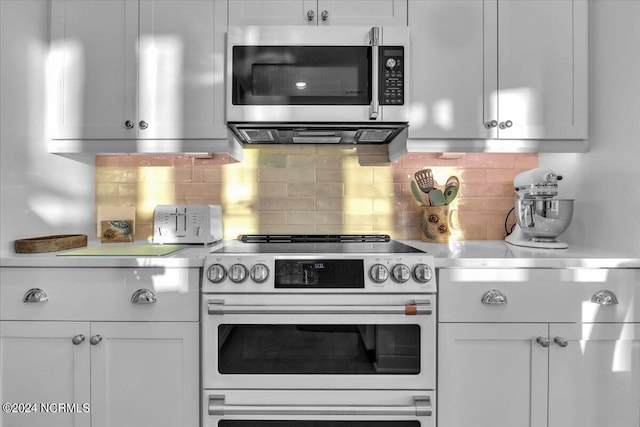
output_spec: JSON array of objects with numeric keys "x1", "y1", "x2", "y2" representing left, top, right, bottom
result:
[
  {"x1": 496, "y1": 0, "x2": 588, "y2": 139},
  {"x1": 408, "y1": 0, "x2": 490, "y2": 139},
  {"x1": 0, "y1": 321, "x2": 91, "y2": 427},
  {"x1": 50, "y1": 0, "x2": 138, "y2": 140},
  {"x1": 90, "y1": 322, "x2": 198, "y2": 427},
  {"x1": 549, "y1": 323, "x2": 640, "y2": 427},
  {"x1": 229, "y1": 0, "x2": 316, "y2": 25},
  {"x1": 438, "y1": 323, "x2": 549, "y2": 427},
  {"x1": 317, "y1": 0, "x2": 407, "y2": 26},
  {"x1": 139, "y1": 0, "x2": 227, "y2": 139}
]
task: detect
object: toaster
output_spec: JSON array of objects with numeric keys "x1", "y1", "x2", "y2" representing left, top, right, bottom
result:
[{"x1": 153, "y1": 205, "x2": 223, "y2": 245}]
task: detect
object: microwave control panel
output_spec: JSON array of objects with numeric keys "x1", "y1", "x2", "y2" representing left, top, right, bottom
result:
[{"x1": 379, "y1": 46, "x2": 404, "y2": 105}]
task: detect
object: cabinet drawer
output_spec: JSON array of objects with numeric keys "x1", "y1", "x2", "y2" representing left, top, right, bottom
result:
[
  {"x1": 439, "y1": 269, "x2": 640, "y2": 323},
  {"x1": 0, "y1": 267, "x2": 199, "y2": 321}
]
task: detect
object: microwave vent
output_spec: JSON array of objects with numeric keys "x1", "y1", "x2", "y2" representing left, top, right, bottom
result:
[
  {"x1": 357, "y1": 129, "x2": 394, "y2": 143},
  {"x1": 239, "y1": 129, "x2": 275, "y2": 143}
]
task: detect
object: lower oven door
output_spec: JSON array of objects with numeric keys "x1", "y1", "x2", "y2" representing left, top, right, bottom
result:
[
  {"x1": 203, "y1": 390, "x2": 435, "y2": 427},
  {"x1": 202, "y1": 294, "x2": 435, "y2": 390}
]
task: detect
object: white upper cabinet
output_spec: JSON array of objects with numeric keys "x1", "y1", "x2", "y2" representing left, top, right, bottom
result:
[
  {"x1": 408, "y1": 0, "x2": 588, "y2": 141},
  {"x1": 50, "y1": 0, "x2": 227, "y2": 141},
  {"x1": 229, "y1": 0, "x2": 408, "y2": 26},
  {"x1": 50, "y1": 1, "x2": 137, "y2": 140}
]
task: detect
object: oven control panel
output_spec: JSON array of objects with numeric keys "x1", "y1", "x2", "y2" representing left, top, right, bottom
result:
[{"x1": 203, "y1": 254, "x2": 435, "y2": 293}]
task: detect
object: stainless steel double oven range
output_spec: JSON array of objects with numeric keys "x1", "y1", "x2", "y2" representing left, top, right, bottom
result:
[{"x1": 202, "y1": 235, "x2": 436, "y2": 427}]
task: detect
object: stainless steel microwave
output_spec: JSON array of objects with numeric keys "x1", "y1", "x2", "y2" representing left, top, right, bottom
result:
[{"x1": 226, "y1": 26, "x2": 409, "y2": 144}]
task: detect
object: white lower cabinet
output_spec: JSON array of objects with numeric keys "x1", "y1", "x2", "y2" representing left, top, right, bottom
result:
[
  {"x1": 0, "y1": 267, "x2": 199, "y2": 427},
  {"x1": 548, "y1": 323, "x2": 640, "y2": 427},
  {"x1": 438, "y1": 268, "x2": 640, "y2": 427},
  {"x1": 438, "y1": 323, "x2": 549, "y2": 427}
]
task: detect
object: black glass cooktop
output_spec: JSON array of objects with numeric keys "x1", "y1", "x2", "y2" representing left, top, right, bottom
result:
[{"x1": 210, "y1": 234, "x2": 424, "y2": 254}]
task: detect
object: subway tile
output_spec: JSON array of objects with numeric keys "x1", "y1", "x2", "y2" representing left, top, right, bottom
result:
[
  {"x1": 288, "y1": 183, "x2": 344, "y2": 197},
  {"x1": 259, "y1": 168, "x2": 315, "y2": 183},
  {"x1": 288, "y1": 211, "x2": 343, "y2": 225},
  {"x1": 95, "y1": 183, "x2": 119, "y2": 198},
  {"x1": 95, "y1": 148, "x2": 538, "y2": 241},
  {"x1": 260, "y1": 197, "x2": 316, "y2": 211}
]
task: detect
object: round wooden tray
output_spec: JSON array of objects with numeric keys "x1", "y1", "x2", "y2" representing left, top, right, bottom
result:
[{"x1": 14, "y1": 234, "x2": 88, "y2": 253}]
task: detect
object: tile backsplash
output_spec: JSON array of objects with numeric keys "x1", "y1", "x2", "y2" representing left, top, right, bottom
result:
[{"x1": 96, "y1": 146, "x2": 538, "y2": 241}]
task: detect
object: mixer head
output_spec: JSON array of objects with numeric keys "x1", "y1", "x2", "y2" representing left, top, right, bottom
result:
[{"x1": 513, "y1": 167, "x2": 563, "y2": 199}]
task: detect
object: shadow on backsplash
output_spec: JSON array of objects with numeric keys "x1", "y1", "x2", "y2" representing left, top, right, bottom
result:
[{"x1": 95, "y1": 146, "x2": 538, "y2": 241}]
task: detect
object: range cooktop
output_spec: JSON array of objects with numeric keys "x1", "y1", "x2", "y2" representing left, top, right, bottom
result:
[{"x1": 210, "y1": 234, "x2": 424, "y2": 254}]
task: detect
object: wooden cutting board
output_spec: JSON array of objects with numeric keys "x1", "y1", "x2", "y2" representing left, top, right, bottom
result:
[
  {"x1": 57, "y1": 244, "x2": 187, "y2": 257},
  {"x1": 15, "y1": 234, "x2": 88, "y2": 253}
]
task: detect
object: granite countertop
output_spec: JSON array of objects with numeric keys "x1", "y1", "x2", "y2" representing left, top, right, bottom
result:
[{"x1": 1, "y1": 240, "x2": 639, "y2": 269}]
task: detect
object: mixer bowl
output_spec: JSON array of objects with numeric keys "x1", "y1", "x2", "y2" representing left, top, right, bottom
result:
[{"x1": 514, "y1": 199, "x2": 574, "y2": 241}]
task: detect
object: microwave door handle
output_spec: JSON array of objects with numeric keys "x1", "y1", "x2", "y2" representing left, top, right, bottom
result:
[
  {"x1": 209, "y1": 394, "x2": 432, "y2": 416},
  {"x1": 369, "y1": 27, "x2": 380, "y2": 120}
]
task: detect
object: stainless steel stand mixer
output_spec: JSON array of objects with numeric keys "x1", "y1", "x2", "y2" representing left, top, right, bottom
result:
[{"x1": 505, "y1": 168, "x2": 574, "y2": 249}]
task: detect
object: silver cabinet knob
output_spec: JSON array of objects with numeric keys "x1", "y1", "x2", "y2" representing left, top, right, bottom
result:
[
  {"x1": 139, "y1": 120, "x2": 148, "y2": 129},
  {"x1": 484, "y1": 120, "x2": 498, "y2": 129},
  {"x1": 23, "y1": 288, "x2": 48, "y2": 303},
  {"x1": 72, "y1": 334, "x2": 85, "y2": 345},
  {"x1": 536, "y1": 336, "x2": 550, "y2": 348},
  {"x1": 499, "y1": 120, "x2": 513, "y2": 129},
  {"x1": 481, "y1": 289, "x2": 508, "y2": 305},
  {"x1": 554, "y1": 336, "x2": 569, "y2": 348},
  {"x1": 591, "y1": 289, "x2": 619, "y2": 305},
  {"x1": 90, "y1": 335, "x2": 102, "y2": 345},
  {"x1": 131, "y1": 288, "x2": 157, "y2": 304},
  {"x1": 307, "y1": 10, "x2": 315, "y2": 21},
  {"x1": 321, "y1": 10, "x2": 329, "y2": 21},
  {"x1": 124, "y1": 120, "x2": 134, "y2": 129}
]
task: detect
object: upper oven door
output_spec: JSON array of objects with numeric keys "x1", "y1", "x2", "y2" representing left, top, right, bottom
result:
[
  {"x1": 226, "y1": 26, "x2": 408, "y2": 123},
  {"x1": 202, "y1": 294, "x2": 435, "y2": 390}
]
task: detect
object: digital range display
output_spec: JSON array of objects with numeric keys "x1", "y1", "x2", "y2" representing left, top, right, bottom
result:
[{"x1": 274, "y1": 259, "x2": 364, "y2": 289}]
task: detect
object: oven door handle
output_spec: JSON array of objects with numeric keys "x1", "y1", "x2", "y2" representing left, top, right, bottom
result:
[
  {"x1": 208, "y1": 394, "x2": 432, "y2": 417},
  {"x1": 207, "y1": 299, "x2": 432, "y2": 316}
]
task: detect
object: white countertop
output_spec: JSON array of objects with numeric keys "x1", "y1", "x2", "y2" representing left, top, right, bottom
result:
[
  {"x1": 1, "y1": 240, "x2": 639, "y2": 269},
  {"x1": 402, "y1": 240, "x2": 640, "y2": 269}
]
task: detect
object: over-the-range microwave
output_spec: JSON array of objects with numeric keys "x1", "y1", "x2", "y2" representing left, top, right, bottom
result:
[{"x1": 226, "y1": 26, "x2": 409, "y2": 145}]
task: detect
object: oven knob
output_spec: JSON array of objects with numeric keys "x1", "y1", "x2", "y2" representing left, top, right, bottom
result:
[
  {"x1": 413, "y1": 264, "x2": 433, "y2": 283},
  {"x1": 369, "y1": 264, "x2": 389, "y2": 283},
  {"x1": 206, "y1": 264, "x2": 226, "y2": 283},
  {"x1": 391, "y1": 264, "x2": 411, "y2": 283},
  {"x1": 228, "y1": 263, "x2": 248, "y2": 283},
  {"x1": 250, "y1": 263, "x2": 270, "y2": 283}
]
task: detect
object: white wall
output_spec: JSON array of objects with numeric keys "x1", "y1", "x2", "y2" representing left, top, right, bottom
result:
[
  {"x1": 540, "y1": 0, "x2": 640, "y2": 256},
  {"x1": 0, "y1": 1, "x2": 94, "y2": 255}
]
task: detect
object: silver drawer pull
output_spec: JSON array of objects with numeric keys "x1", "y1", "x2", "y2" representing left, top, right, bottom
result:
[
  {"x1": 131, "y1": 288, "x2": 157, "y2": 304},
  {"x1": 90, "y1": 335, "x2": 102, "y2": 345},
  {"x1": 208, "y1": 394, "x2": 432, "y2": 416},
  {"x1": 23, "y1": 288, "x2": 48, "y2": 303},
  {"x1": 591, "y1": 289, "x2": 619, "y2": 305},
  {"x1": 481, "y1": 289, "x2": 507, "y2": 305}
]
